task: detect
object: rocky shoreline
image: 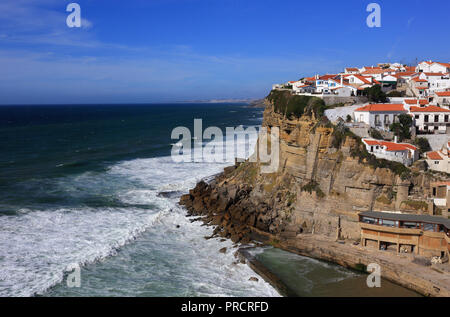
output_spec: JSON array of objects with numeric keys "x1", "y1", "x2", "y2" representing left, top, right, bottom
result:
[{"x1": 180, "y1": 177, "x2": 450, "y2": 297}]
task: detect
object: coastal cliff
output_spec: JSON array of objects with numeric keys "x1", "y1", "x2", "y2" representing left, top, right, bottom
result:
[
  {"x1": 181, "y1": 91, "x2": 438, "y2": 242},
  {"x1": 179, "y1": 90, "x2": 450, "y2": 296}
]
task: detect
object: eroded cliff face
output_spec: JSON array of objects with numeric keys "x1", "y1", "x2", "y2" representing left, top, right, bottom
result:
[{"x1": 180, "y1": 97, "x2": 438, "y2": 243}]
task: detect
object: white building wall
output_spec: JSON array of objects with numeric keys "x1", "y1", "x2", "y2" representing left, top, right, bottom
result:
[{"x1": 364, "y1": 144, "x2": 413, "y2": 165}]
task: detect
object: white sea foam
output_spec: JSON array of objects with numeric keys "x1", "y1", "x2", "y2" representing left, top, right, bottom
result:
[{"x1": 0, "y1": 130, "x2": 279, "y2": 297}]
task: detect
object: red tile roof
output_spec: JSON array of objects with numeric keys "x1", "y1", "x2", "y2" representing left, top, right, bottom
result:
[
  {"x1": 362, "y1": 139, "x2": 417, "y2": 152},
  {"x1": 436, "y1": 62, "x2": 450, "y2": 68},
  {"x1": 410, "y1": 105, "x2": 450, "y2": 113},
  {"x1": 424, "y1": 72, "x2": 445, "y2": 77},
  {"x1": 355, "y1": 104, "x2": 406, "y2": 112},
  {"x1": 427, "y1": 151, "x2": 443, "y2": 160},
  {"x1": 436, "y1": 91, "x2": 450, "y2": 97},
  {"x1": 404, "y1": 99, "x2": 428, "y2": 105},
  {"x1": 361, "y1": 69, "x2": 386, "y2": 75},
  {"x1": 318, "y1": 74, "x2": 338, "y2": 80},
  {"x1": 351, "y1": 74, "x2": 372, "y2": 84}
]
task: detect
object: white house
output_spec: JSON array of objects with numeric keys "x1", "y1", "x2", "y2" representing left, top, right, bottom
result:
[
  {"x1": 345, "y1": 74, "x2": 373, "y2": 85},
  {"x1": 417, "y1": 61, "x2": 450, "y2": 74},
  {"x1": 433, "y1": 91, "x2": 450, "y2": 108},
  {"x1": 293, "y1": 84, "x2": 316, "y2": 94},
  {"x1": 426, "y1": 142, "x2": 450, "y2": 174},
  {"x1": 315, "y1": 75, "x2": 339, "y2": 93},
  {"x1": 409, "y1": 77, "x2": 429, "y2": 97},
  {"x1": 354, "y1": 104, "x2": 408, "y2": 130},
  {"x1": 410, "y1": 105, "x2": 450, "y2": 134},
  {"x1": 362, "y1": 139, "x2": 419, "y2": 166},
  {"x1": 429, "y1": 78, "x2": 450, "y2": 95}
]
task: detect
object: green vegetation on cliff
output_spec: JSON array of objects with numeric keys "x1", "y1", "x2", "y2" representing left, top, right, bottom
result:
[
  {"x1": 301, "y1": 181, "x2": 325, "y2": 199},
  {"x1": 331, "y1": 121, "x2": 411, "y2": 179},
  {"x1": 267, "y1": 90, "x2": 326, "y2": 119}
]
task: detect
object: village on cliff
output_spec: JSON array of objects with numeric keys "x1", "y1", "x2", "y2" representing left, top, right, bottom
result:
[
  {"x1": 274, "y1": 61, "x2": 450, "y2": 173},
  {"x1": 267, "y1": 61, "x2": 450, "y2": 273}
]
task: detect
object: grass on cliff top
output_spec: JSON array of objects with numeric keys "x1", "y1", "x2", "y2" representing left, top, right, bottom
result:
[{"x1": 267, "y1": 90, "x2": 326, "y2": 119}]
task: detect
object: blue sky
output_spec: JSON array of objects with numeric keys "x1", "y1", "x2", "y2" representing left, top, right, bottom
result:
[{"x1": 0, "y1": 0, "x2": 449, "y2": 104}]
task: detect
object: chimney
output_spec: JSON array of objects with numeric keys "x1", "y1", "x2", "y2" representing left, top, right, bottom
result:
[
  {"x1": 394, "y1": 136, "x2": 398, "y2": 143},
  {"x1": 340, "y1": 76, "x2": 343, "y2": 86}
]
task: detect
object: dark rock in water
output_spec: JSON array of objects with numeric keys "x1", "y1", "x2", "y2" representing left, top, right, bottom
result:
[
  {"x1": 176, "y1": 225, "x2": 180, "y2": 229},
  {"x1": 157, "y1": 191, "x2": 183, "y2": 199},
  {"x1": 249, "y1": 277, "x2": 259, "y2": 282},
  {"x1": 219, "y1": 247, "x2": 227, "y2": 254},
  {"x1": 220, "y1": 239, "x2": 227, "y2": 242}
]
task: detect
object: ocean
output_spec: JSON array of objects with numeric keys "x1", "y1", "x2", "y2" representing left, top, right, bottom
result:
[
  {"x1": 0, "y1": 103, "x2": 278, "y2": 297},
  {"x1": 0, "y1": 104, "x2": 417, "y2": 297}
]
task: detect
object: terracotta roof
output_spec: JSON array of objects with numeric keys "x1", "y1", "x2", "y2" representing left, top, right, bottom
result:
[
  {"x1": 410, "y1": 105, "x2": 450, "y2": 112},
  {"x1": 404, "y1": 99, "x2": 428, "y2": 106},
  {"x1": 427, "y1": 151, "x2": 443, "y2": 160},
  {"x1": 424, "y1": 72, "x2": 446, "y2": 77},
  {"x1": 345, "y1": 67, "x2": 359, "y2": 71},
  {"x1": 361, "y1": 69, "x2": 386, "y2": 75},
  {"x1": 362, "y1": 139, "x2": 417, "y2": 152},
  {"x1": 435, "y1": 62, "x2": 450, "y2": 68},
  {"x1": 318, "y1": 74, "x2": 338, "y2": 80},
  {"x1": 363, "y1": 140, "x2": 381, "y2": 146},
  {"x1": 394, "y1": 71, "x2": 415, "y2": 78},
  {"x1": 351, "y1": 74, "x2": 372, "y2": 84},
  {"x1": 436, "y1": 91, "x2": 450, "y2": 97},
  {"x1": 355, "y1": 104, "x2": 406, "y2": 112}
]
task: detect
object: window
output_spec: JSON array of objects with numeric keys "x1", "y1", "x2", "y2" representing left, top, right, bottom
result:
[
  {"x1": 375, "y1": 115, "x2": 381, "y2": 126},
  {"x1": 423, "y1": 223, "x2": 435, "y2": 231},
  {"x1": 394, "y1": 115, "x2": 399, "y2": 123},
  {"x1": 361, "y1": 217, "x2": 377, "y2": 224},
  {"x1": 434, "y1": 115, "x2": 439, "y2": 123},
  {"x1": 381, "y1": 219, "x2": 396, "y2": 227},
  {"x1": 424, "y1": 115, "x2": 429, "y2": 123},
  {"x1": 445, "y1": 115, "x2": 449, "y2": 123},
  {"x1": 402, "y1": 222, "x2": 419, "y2": 229},
  {"x1": 415, "y1": 115, "x2": 419, "y2": 119}
]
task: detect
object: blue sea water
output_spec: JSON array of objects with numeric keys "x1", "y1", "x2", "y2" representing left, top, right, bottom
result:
[{"x1": 0, "y1": 103, "x2": 278, "y2": 297}]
